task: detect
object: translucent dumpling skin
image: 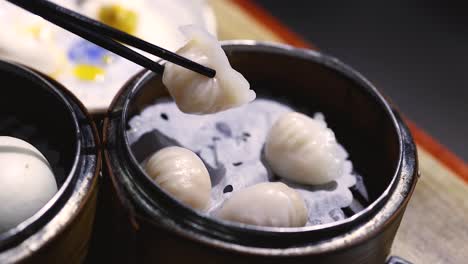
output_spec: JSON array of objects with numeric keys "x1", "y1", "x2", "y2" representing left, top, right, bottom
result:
[
  {"x1": 218, "y1": 182, "x2": 308, "y2": 227},
  {"x1": 0, "y1": 136, "x2": 57, "y2": 233},
  {"x1": 144, "y1": 146, "x2": 211, "y2": 210},
  {"x1": 265, "y1": 112, "x2": 347, "y2": 185},
  {"x1": 162, "y1": 25, "x2": 255, "y2": 114}
]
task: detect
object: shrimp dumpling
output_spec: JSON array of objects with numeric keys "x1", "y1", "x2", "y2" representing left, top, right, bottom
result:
[
  {"x1": 265, "y1": 112, "x2": 347, "y2": 185},
  {"x1": 162, "y1": 25, "x2": 255, "y2": 114},
  {"x1": 218, "y1": 182, "x2": 307, "y2": 227},
  {"x1": 144, "y1": 146, "x2": 211, "y2": 210}
]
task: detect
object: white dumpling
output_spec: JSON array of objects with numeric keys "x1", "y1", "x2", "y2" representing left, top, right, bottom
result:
[
  {"x1": 0, "y1": 136, "x2": 58, "y2": 233},
  {"x1": 162, "y1": 25, "x2": 255, "y2": 114},
  {"x1": 144, "y1": 146, "x2": 211, "y2": 210},
  {"x1": 217, "y1": 182, "x2": 307, "y2": 227},
  {"x1": 265, "y1": 112, "x2": 347, "y2": 185}
]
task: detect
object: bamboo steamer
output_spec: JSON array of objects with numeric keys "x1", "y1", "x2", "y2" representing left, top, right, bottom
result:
[
  {"x1": 0, "y1": 61, "x2": 101, "y2": 264},
  {"x1": 101, "y1": 42, "x2": 418, "y2": 263}
]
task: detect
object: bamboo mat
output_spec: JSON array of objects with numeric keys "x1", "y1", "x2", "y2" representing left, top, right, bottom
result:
[{"x1": 210, "y1": 1, "x2": 468, "y2": 263}]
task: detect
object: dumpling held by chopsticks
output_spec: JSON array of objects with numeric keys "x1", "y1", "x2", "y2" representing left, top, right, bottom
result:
[{"x1": 162, "y1": 25, "x2": 255, "y2": 114}]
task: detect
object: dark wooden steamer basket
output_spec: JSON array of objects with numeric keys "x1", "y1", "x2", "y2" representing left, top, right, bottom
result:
[
  {"x1": 103, "y1": 41, "x2": 418, "y2": 263},
  {"x1": 0, "y1": 61, "x2": 101, "y2": 263}
]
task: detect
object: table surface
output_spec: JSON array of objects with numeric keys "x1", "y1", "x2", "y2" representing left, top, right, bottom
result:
[{"x1": 209, "y1": 1, "x2": 468, "y2": 263}]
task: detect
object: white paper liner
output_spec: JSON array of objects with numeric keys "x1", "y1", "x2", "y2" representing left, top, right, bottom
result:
[{"x1": 127, "y1": 99, "x2": 357, "y2": 226}]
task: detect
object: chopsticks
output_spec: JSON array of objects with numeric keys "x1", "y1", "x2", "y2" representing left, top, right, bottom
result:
[{"x1": 5, "y1": 0, "x2": 216, "y2": 78}]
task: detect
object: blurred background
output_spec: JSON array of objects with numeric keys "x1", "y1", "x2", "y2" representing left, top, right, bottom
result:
[
  {"x1": 1, "y1": 0, "x2": 465, "y2": 160},
  {"x1": 255, "y1": 0, "x2": 468, "y2": 161}
]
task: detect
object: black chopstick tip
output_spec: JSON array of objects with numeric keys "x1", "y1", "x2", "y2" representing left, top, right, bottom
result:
[{"x1": 206, "y1": 68, "x2": 216, "y2": 78}]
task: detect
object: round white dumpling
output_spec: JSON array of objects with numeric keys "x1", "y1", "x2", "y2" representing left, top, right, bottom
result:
[
  {"x1": 218, "y1": 182, "x2": 307, "y2": 227},
  {"x1": 0, "y1": 136, "x2": 58, "y2": 233},
  {"x1": 144, "y1": 146, "x2": 211, "y2": 210},
  {"x1": 265, "y1": 112, "x2": 347, "y2": 185},
  {"x1": 162, "y1": 25, "x2": 255, "y2": 114}
]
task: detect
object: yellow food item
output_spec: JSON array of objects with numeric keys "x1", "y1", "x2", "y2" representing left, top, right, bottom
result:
[
  {"x1": 98, "y1": 5, "x2": 138, "y2": 34},
  {"x1": 24, "y1": 25, "x2": 43, "y2": 39},
  {"x1": 73, "y1": 64, "x2": 105, "y2": 81}
]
